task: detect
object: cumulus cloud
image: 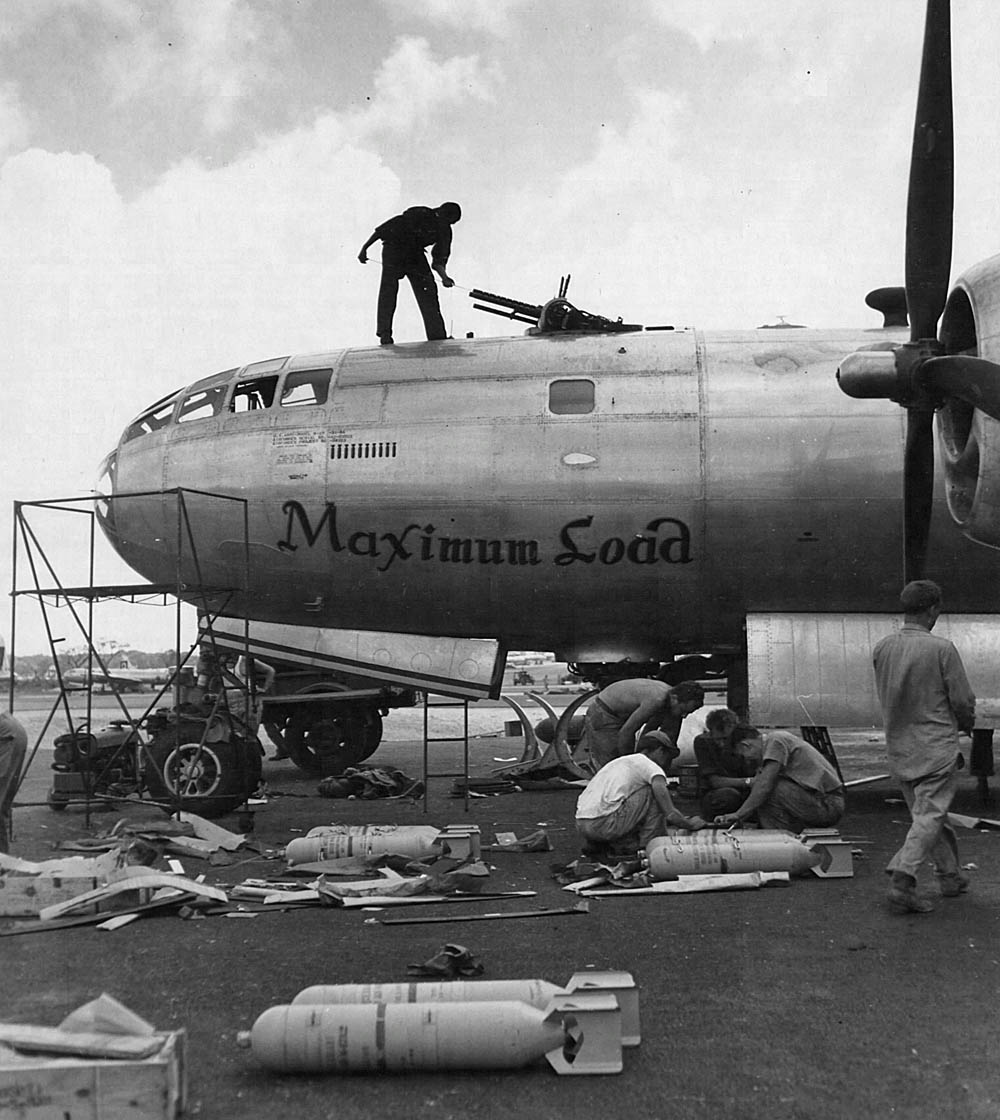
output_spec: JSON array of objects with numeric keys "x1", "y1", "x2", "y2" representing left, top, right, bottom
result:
[
  {"x1": 101, "y1": 0, "x2": 280, "y2": 135},
  {"x1": 352, "y1": 36, "x2": 497, "y2": 136}
]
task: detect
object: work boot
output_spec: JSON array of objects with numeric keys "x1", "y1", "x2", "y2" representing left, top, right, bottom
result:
[
  {"x1": 936, "y1": 871, "x2": 970, "y2": 897},
  {"x1": 379, "y1": 335, "x2": 394, "y2": 345},
  {"x1": 887, "y1": 872, "x2": 935, "y2": 914}
]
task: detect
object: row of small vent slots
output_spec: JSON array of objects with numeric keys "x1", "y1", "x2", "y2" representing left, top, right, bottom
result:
[{"x1": 331, "y1": 441, "x2": 398, "y2": 460}]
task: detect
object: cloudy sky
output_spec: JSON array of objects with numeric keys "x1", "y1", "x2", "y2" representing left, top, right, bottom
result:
[{"x1": 3, "y1": 0, "x2": 1000, "y2": 656}]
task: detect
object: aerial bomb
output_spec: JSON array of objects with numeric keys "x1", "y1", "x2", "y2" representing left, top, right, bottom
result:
[
  {"x1": 643, "y1": 829, "x2": 821, "y2": 879},
  {"x1": 292, "y1": 969, "x2": 639, "y2": 1047},
  {"x1": 239, "y1": 994, "x2": 622, "y2": 1075},
  {"x1": 283, "y1": 823, "x2": 480, "y2": 865}
]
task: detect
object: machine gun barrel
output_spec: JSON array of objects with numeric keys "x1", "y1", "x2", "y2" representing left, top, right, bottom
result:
[
  {"x1": 468, "y1": 289, "x2": 543, "y2": 320},
  {"x1": 472, "y1": 304, "x2": 539, "y2": 326}
]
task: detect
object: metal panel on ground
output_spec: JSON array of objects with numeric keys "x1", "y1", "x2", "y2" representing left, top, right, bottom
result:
[
  {"x1": 202, "y1": 618, "x2": 505, "y2": 699},
  {"x1": 747, "y1": 613, "x2": 1000, "y2": 728}
]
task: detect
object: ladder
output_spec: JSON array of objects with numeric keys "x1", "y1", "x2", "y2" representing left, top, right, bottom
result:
[{"x1": 422, "y1": 693, "x2": 471, "y2": 812}]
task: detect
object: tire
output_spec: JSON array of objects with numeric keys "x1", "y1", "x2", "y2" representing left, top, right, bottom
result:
[
  {"x1": 143, "y1": 720, "x2": 262, "y2": 818},
  {"x1": 282, "y1": 706, "x2": 384, "y2": 776}
]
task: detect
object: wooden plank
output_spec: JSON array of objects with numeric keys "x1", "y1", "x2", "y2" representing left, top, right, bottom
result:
[
  {"x1": 0, "y1": 1025, "x2": 162, "y2": 1060},
  {"x1": 38, "y1": 874, "x2": 227, "y2": 922},
  {"x1": 0, "y1": 893, "x2": 200, "y2": 937}
]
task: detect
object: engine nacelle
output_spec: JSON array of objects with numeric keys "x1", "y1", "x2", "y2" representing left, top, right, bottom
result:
[{"x1": 938, "y1": 253, "x2": 1000, "y2": 548}]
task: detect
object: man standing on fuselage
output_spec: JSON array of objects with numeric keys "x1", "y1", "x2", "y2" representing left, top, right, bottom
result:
[{"x1": 358, "y1": 202, "x2": 461, "y2": 345}]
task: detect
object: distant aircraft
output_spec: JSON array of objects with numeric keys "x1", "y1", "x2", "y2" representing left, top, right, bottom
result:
[
  {"x1": 63, "y1": 653, "x2": 171, "y2": 693},
  {"x1": 89, "y1": 0, "x2": 1000, "y2": 763}
]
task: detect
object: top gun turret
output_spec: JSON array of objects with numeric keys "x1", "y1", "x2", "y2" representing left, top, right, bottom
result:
[{"x1": 469, "y1": 275, "x2": 642, "y2": 335}]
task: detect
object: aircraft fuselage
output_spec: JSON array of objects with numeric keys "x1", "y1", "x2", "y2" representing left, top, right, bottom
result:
[{"x1": 99, "y1": 326, "x2": 1000, "y2": 663}]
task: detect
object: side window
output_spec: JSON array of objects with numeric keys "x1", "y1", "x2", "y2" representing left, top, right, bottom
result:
[
  {"x1": 176, "y1": 385, "x2": 227, "y2": 424},
  {"x1": 280, "y1": 368, "x2": 332, "y2": 408},
  {"x1": 549, "y1": 379, "x2": 595, "y2": 415},
  {"x1": 231, "y1": 376, "x2": 279, "y2": 413},
  {"x1": 124, "y1": 398, "x2": 177, "y2": 442}
]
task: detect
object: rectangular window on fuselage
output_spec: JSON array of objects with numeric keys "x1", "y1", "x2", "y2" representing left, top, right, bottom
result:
[
  {"x1": 176, "y1": 385, "x2": 227, "y2": 423},
  {"x1": 549, "y1": 379, "x2": 595, "y2": 414},
  {"x1": 124, "y1": 399, "x2": 178, "y2": 442},
  {"x1": 280, "y1": 369, "x2": 332, "y2": 408},
  {"x1": 231, "y1": 376, "x2": 279, "y2": 412}
]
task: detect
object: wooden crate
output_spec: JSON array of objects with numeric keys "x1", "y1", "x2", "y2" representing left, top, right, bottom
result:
[
  {"x1": 0, "y1": 873, "x2": 103, "y2": 918},
  {"x1": 0, "y1": 1029, "x2": 186, "y2": 1119}
]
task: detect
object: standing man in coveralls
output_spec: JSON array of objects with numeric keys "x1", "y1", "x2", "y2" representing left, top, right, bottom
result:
[
  {"x1": 358, "y1": 202, "x2": 461, "y2": 345},
  {"x1": 873, "y1": 580, "x2": 976, "y2": 914}
]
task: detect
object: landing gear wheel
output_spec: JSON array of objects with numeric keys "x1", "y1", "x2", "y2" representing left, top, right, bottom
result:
[
  {"x1": 282, "y1": 706, "x2": 384, "y2": 776},
  {"x1": 144, "y1": 721, "x2": 262, "y2": 818}
]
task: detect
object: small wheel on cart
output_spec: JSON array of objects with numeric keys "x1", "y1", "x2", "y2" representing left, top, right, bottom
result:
[{"x1": 143, "y1": 724, "x2": 262, "y2": 818}]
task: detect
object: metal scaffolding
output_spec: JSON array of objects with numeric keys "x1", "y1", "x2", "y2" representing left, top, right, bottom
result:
[{"x1": 9, "y1": 488, "x2": 256, "y2": 824}]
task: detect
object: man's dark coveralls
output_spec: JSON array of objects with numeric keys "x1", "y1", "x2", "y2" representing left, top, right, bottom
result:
[{"x1": 360, "y1": 205, "x2": 457, "y2": 344}]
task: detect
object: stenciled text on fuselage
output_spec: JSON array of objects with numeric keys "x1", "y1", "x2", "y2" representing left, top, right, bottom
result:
[{"x1": 276, "y1": 502, "x2": 692, "y2": 572}]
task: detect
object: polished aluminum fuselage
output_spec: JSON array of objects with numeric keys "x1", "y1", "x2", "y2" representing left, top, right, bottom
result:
[{"x1": 102, "y1": 326, "x2": 1000, "y2": 662}]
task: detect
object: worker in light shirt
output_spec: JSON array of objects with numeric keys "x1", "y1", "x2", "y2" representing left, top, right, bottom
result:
[{"x1": 575, "y1": 731, "x2": 705, "y2": 856}]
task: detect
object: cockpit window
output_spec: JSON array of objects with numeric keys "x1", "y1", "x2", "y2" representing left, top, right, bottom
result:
[
  {"x1": 549, "y1": 379, "x2": 595, "y2": 414},
  {"x1": 231, "y1": 376, "x2": 278, "y2": 412},
  {"x1": 124, "y1": 398, "x2": 178, "y2": 442},
  {"x1": 280, "y1": 368, "x2": 332, "y2": 408},
  {"x1": 176, "y1": 385, "x2": 227, "y2": 424}
]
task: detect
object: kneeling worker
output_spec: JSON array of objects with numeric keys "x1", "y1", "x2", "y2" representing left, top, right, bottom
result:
[
  {"x1": 576, "y1": 731, "x2": 706, "y2": 855},
  {"x1": 715, "y1": 726, "x2": 845, "y2": 833},
  {"x1": 693, "y1": 707, "x2": 757, "y2": 820}
]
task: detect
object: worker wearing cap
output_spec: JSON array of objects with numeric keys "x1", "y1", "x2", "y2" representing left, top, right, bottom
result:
[
  {"x1": 0, "y1": 644, "x2": 27, "y2": 852},
  {"x1": 873, "y1": 580, "x2": 976, "y2": 914},
  {"x1": 575, "y1": 733, "x2": 706, "y2": 856},
  {"x1": 578, "y1": 678, "x2": 705, "y2": 772},
  {"x1": 358, "y1": 202, "x2": 461, "y2": 345}
]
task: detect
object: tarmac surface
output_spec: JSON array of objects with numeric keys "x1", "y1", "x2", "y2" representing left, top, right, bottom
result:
[{"x1": 3, "y1": 698, "x2": 1000, "y2": 1120}]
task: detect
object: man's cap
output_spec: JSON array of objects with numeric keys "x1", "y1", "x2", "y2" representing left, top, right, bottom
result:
[
  {"x1": 900, "y1": 579, "x2": 942, "y2": 612},
  {"x1": 637, "y1": 729, "x2": 680, "y2": 763},
  {"x1": 439, "y1": 201, "x2": 462, "y2": 223}
]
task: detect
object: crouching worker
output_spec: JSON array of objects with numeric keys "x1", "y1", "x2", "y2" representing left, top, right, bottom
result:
[
  {"x1": 715, "y1": 726, "x2": 845, "y2": 833},
  {"x1": 692, "y1": 707, "x2": 755, "y2": 820},
  {"x1": 575, "y1": 731, "x2": 706, "y2": 857},
  {"x1": 579, "y1": 678, "x2": 705, "y2": 772}
]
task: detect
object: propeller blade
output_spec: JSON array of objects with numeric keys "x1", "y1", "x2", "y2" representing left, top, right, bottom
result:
[
  {"x1": 905, "y1": 0, "x2": 953, "y2": 342},
  {"x1": 922, "y1": 355, "x2": 1000, "y2": 422},
  {"x1": 903, "y1": 407, "x2": 935, "y2": 582}
]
